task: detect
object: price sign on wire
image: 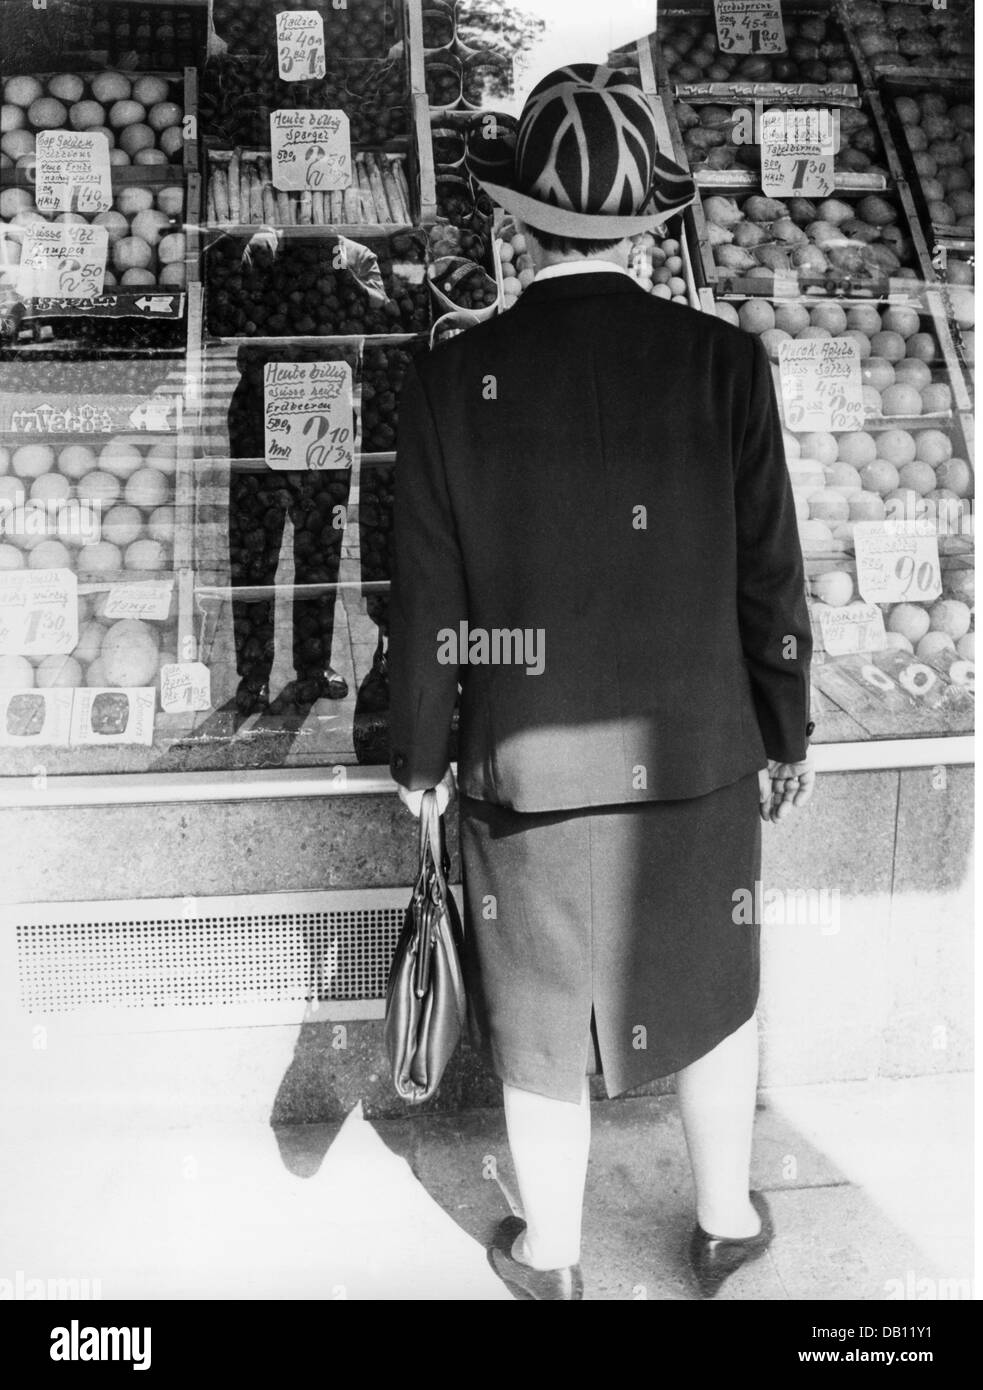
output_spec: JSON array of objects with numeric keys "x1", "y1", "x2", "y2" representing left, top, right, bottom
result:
[
  {"x1": 854, "y1": 523, "x2": 942, "y2": 605},
  {"x1": 714, "y1": 0, "x2": 786, "y2": 54},
  {"x1": 102, "y1": 579, "x2": 174, "y2": 621},
  {"x1": 760, "y1": 106, "x2": 836, "y2": 199},
  {"x1": 0, "y1": 568, "x2": 78, "y2": 656},
  {"x1": 778, "y1": 338, "x2": 864, "y2": 433},
  {"x1": 264, "y1": 360, "x2": 354, "y2": 471},
  {"x1": 160, "y1": 661, "x2": 211, "y2": 714},
  {"x1": 270, "y1": 110, "x2": 351, "y2": 192},
  {"x1": 35, "y1": 130, "x2": 112, "y2": 214},
  {"x1": 277, "y1": 10, "x2": 327, "y2": 81},
  {"x1": 818, "y1": 602, "x2": 887, "y2": 657},
  {"x1": 16, "y1": 222, "x2": 108, "y2": 300}
]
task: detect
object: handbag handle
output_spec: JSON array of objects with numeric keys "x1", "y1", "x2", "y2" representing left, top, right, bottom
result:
[{"x1": 418, "y1": 788, "x2": 449, "y2": 904}]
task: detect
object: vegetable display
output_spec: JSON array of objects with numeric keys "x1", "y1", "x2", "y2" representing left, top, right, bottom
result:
[{"x1": 205, "y1": 150, "x2": 413, "y2": 227}]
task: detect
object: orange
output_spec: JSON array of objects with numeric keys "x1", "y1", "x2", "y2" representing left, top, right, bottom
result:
[
  {"x1": 880, "y1": 384, "x2": 923, "y2": 416},
  {"x1": 836, "y1": 432, "x2": 877, "y2": 468},
  {"x1": 861, "y1": 356, "x2": 895, "y2": 391},
  {"x1": 869, "y1": 330, "x2": 906, "y2": 362},
  {"x1": 859, "y1": 459, "x2": 901, "y2": 495},
  {"x1": 897, "y1": 461, "x2": 937, "y2": 495},
  {"x1": 877, "y1": 429, "x2": 917, "y2": 465},
  {"x1": 887, "y1": 603, "x2": 930, "y2": 642},
  {"x1": 914, "y1": 430, "x2": 953, "y2": 465}
]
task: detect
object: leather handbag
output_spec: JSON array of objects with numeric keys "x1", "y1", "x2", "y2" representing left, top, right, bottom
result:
[{"x1": 385, "y1": 790, "x2": 467, "y2": 1102}]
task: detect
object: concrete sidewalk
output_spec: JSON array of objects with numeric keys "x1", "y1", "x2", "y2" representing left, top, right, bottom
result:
[{"x1": 0, "y1": 1070, "x2": 972, "y2": 1300}]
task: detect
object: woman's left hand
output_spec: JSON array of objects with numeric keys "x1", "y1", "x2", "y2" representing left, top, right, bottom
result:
[
  {"x1": 758, "y1": 759, "x2": 815, "y2": 823},
  {"x1": 397, "y1": 767, "x2": 456, "y2": 818}
]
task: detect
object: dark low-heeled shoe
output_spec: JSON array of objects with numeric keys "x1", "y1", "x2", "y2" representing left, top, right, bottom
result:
[
  {"x1": 689, "y1": 1191, "x2": 775, "y2": 1299},
  {"x1": 487, "y1": 1217, "x2": 584, "y2": 1301}
]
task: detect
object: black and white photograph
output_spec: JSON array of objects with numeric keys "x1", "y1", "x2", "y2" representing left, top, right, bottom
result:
[{"x1": 0, "y1": 0, "x2": 975, "y2": 1346}]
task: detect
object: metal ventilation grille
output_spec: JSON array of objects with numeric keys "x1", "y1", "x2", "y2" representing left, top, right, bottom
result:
[{"x1": 10, "y1": 890, "x2": 414, "y2": 1022}]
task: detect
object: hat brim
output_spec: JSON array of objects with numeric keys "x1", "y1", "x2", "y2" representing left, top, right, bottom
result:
[{"x1": 474, "y1": 179, "x2": 692, "y2": 237}]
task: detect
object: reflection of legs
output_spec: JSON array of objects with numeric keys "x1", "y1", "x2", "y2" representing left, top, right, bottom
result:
[
  {"x1": 676, "y1": 1014, "x2": 761, "y2": 1238},
  {"x1": 290, "y1": 470, "x2": 350, "y2": 695},
  {"x1": 502, "y1": 1076, "x2": 591, "y2": 1270},
  {"x1": 230, "y1": 471, "x2": 286, "y2": 691}
]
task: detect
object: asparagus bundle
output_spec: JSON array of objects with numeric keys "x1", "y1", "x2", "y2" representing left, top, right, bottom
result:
[{"x1": 206, "y1": 151, "x2": 414, "y2": 226}]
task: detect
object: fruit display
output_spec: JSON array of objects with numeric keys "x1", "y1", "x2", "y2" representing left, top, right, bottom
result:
[
  {"x1": 209, "y1": 0, "x2": 395, "y2": 60},
  {"x1": 205, "y1": 149, "x2": 414, "y2": 227},
  {"x1": 849, "y1": 0, "x2": 974, "y2": 77},
  {"x1": 423, "y1": 6, "x2": 456, "y2": 50},
  {"x1": 431, "y1": 124, "x2": 466, "y2": 167},
  {"x1": 198, "y1": 54, "x2": 408, "y2": 149},
  {"x1": 434, "y1": 176, "x2": 493, "y2": 260},
  {"x1": 0, "y1": 435, "x2": 179, "y2": 576},
  {"x1": 89, "y1": 4, "x2": 206, "y2": 70},
  {"x1": 890, "y1": 90, "x2": 974, "y2": 239},
  {"x1": 425, "y1": 56, "x2": 463, "y2": 109},
  {"x1": 1, "y1": 183, "x2": 186, "y2": 294},
  {"x1": 429, "y1": 256, "x2": 497, "y2": 313},
  {"x1": 1, "y1": 72, "x2": 187, "y2": 170},
  {"x1": 658, "y1": 9, "x2": 859, "y2": 86},
  {"x1": 204, "y1": 230, "x2": 429, "y2": 338},
  {"x1": 700, "y1": 190, "x2": 919, "y2": 292},
  {"x1": 676, "y1": 100, "x2": 888, "y2": 180},
  {"x1": 360, "y1": 339, "x2": 427, "y2": 453}
]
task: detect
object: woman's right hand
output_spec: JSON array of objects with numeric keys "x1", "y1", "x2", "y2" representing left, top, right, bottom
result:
[{"x1": 758, "y1": 759, "x2": 815, "y2": 824}]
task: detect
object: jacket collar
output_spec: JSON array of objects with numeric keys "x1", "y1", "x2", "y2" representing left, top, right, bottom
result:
[{"x1": 512, "y1": 272, "x2": 648, "y2": 309}]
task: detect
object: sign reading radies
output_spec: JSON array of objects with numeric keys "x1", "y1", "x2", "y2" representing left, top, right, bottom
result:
[
  {"x1": 778, "y1": 338, "x2": 864, "y2": 433},
  {"x1": 16, "y1": 222, "x2": 108, "y2": 300},
  {"x1": 270, "y1": 109, "x2": 352, "y2": 191},
  {"x1": 714, "y1": 0, "x2": 786, "y2": 55},
  {"x1": 277, "y1": 9, "x2": 327, "y2": 81},
  {"x1": 0, "y1": 568, "x2": 78, "y2": 657},
  {"x1": 160, "y1": 661, "x2": 211, "y2": 714},
  {"x1": 854, "y1": 522, "x2": 943, "y2": 605},
  {"x1": 264, "y1": 360, "x2": 354, "y2": 470},
  {"x1": 35, "y1": 130, "x2": 112, "y2": 214}
]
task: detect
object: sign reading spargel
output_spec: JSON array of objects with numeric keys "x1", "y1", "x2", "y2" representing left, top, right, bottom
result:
[
  {"x1": 854, "y1": 522, "x2": 942, "y2": 605},
  {"x1": 277, "y1": 10, "x2": 327, "y2": 81},
  {"x1": 35, "y1": 130, "x2": 112, "y2": 214},
  {"x1": 0, "y1": 568, "x2": 78, "y2": 656},
  {"x1": 160, "y1": 661, "x2": 211, "y2": 713},
  {"x1": 778, "y1": 338, "x2": 864, "y2": 433},
  {"x1": 819, "y1": 602, "x2": 887, "y2": 656},
  {"x1": 264, "y1": 360, "x2": 354, "y2": 470},
  {"x1": 270, "y1": 110, "x2": 351, "y2": 191},
  {"x1": 714, "y1": 0, "x2": 786, "y2": 54},
  {"x1": 760, "y1": 107, "x2": 836, "y2": 199},
  {"x1": 16, "y1": 222, "x2": 108, "y2": 300}
]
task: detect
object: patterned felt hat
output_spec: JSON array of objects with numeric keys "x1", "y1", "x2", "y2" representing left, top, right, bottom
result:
[{"x1": 465, "y1": 64, "x2": 695, "y2": 237}]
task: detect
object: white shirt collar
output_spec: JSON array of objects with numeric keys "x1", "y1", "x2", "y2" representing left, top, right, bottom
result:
[{"x1": 533, "y1": 259, "x2": 635, "y2": 283}]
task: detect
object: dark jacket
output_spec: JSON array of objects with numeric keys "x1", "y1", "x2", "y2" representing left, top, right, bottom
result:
[{"x1": 388, "y1": 272, "x2": 812, "y2": 813}]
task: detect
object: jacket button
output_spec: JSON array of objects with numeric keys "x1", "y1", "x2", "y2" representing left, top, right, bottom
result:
[{"x1": 806, "y1": 721, "x2": 815, "y2": 739}]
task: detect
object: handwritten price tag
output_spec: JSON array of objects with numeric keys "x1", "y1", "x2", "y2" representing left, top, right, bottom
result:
[
  {"x1": 277, "y1": 10, "x2": 326, "y2": 81},
  {"x1": 0, "y1": 568, "x2": 78, "y2": 656},
  {"x1": 102, "y1": 579, "x2": 174, "y2": 621},
  {"x1": 35, "y1": 131, "x2": 112, "y2": 214},
  {"x1": 714, "y1": 0, "x2": 786, "y2": 55},
  {"x1": 819, "y1": 602, "x2": 887, "y2": 656},
  {"x1": 264, "y1": 360, "x2": 354, "y2": 470},
  {"x1": 760, "y1": 107, "x2": 836, "y2": 199},
  {"x1": 16, "y1": 222, "x2": 108, "y2": 300},
  {"x1": 160, "y1": 661, "x2": 211, "y2": 714},
  {"x1": 778, "y1": 338, "x2": 864, "y2": 433},
  {"x1": 270, "y1": 110, "x2": 351, "y2": 192},
  {"x1": 854, "y1": 523, "x2": 942, "y2": 605}
]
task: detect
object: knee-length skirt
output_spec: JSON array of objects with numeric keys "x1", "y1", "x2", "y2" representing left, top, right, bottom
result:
[{"x1": 458, "y1": 771, "x2": 762, "y2": 1102}]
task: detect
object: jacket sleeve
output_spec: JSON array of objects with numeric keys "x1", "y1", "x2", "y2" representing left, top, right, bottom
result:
[
  {"x1": 735, "y1": 335, "x2": 813, "y2": 763},
  {"x1": 387, "y1": 360, "x2": 467, "y2": 790}
]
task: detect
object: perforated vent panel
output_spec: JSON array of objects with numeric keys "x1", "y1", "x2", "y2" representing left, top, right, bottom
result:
[{"x1": 12, "y1": 892, "x2": 410, "y2": 1018}]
